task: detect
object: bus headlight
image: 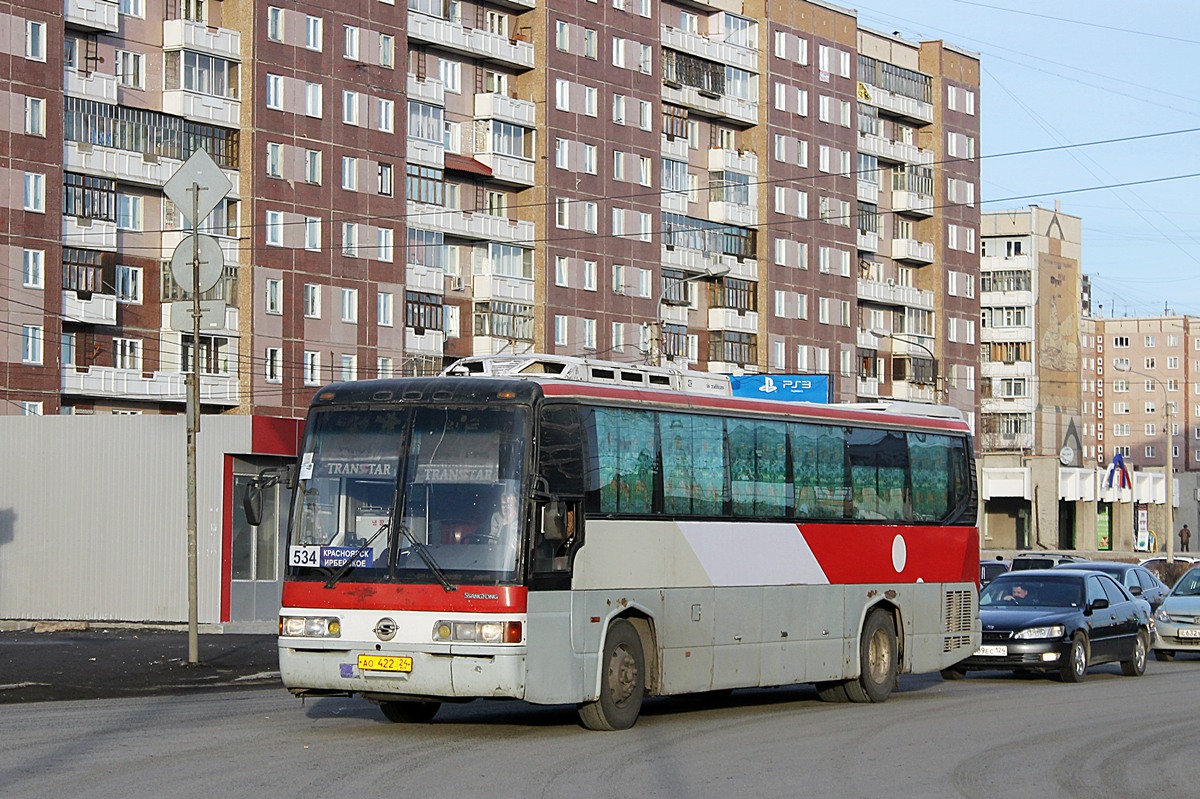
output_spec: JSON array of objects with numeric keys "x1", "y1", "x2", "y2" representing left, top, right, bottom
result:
[
  {"x1": 433, "y1": 620, "x2": 523, "y2": 643},
  {"x1": 280, "y1": 615, "x2": 342, "y2": 638}
]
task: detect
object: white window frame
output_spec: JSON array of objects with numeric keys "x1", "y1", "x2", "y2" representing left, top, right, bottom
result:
[
  {"x1": 25, "y1": 21, "x2": 46, "y2": 62},
  {"x1": 265, "y1": 348, "x2": 283, "y2": 383},
  {"x1": 265, "y1": 278, "x2": 283, "y2": 314},
  {"x1": 265, "y1": 210, "x2": 283, "y2": 246},
  {"x1": 23, "y1": 172, "x2": 45, "y2": 212},
  {"x1": 22, "y1": 325, "x2": 43, "y2": 364},
  {"x1": 343, "y1": 91, "x2": 361, "y2": 125},
  {"x1": 341, "y1": 287, "x2": 359, "y2": 323},
  {"x1": 23, "y1": 249, "x2": 44, "y2": 288},
  {"x1": 304, "y1": 283, "x2": 322, "y2": 318},
  {"x1": 378, "y1": 291, "x2": 394, "y2": 327},
  {"x1": 24, "y1": 96, "x2": 46, "y2": 136}
]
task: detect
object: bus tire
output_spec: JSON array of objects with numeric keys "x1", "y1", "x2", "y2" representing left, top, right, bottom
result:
[
  {"x1": 815, "y1": 680, "x2": 850, "y2": 702},
  {"x1": 844, "y1": 609, "x2": 897, "y2": 703},
  {"x1": 579, "y1": 619, "x2": 645, "y2": 731},
  {"x1": 379, "y1": 700, "x2": 440, "y2": 724}
]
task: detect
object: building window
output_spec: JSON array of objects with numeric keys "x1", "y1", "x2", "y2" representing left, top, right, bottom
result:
[
  {"x1": 342, "y1": 156, "x2": 359, "y2": 190},
  {"x1": 379, "y1": 34, "x2": 395, "y2": 68},
  {"x1": 114, "y1": 337, "x2": 142, "y2": 370},
  {"x1": 342, "y1": 223, "x2": 359, "y2": 256},
  {"x1": 23, "y1": 172, "x2": 45, "y2": 212},
  {"x1": 407, "y1": 164, "x2": 444, "y2": 205},
  {"x1": 20, "y1": 401, "x2": 43, "y2": 416},
  {"x1": 377, "y1": 228, "x2": 394, "y2": 263},
  {"x1": 22, "y1": 325, "x2": 43, "y2": 364},
  {"x1": 305, "y1": 15, "x2": 323, "y2": 50},
  {"x1": 303, "y1": 351, "x2": 321, "y2": 385},
  {"x1": 378, "y1": 163, "x2": 394, "y2": 196},
  {"x1": 265, "y1": 348, "x2": 282, "y2": 383},
  {"x1": 378, "y1": 98, "x2": 395, "y2": 133},
  {"x1": 116, "y1": 194, "x2": 144, "y2": 231},
  {"x1": 406, "y1": 291, "x2": 443, "y2": 332},
  {"x1": 265, "y1": 278, "x2": 283, "y2": 314},
  {"x1": 25, "y1": 21, "x2": 46, "y2": 61},
  {"x1": 115, "y1": 265, "x2": 142, "y2": 303},
  {"x1": 267, "y1": 7, "x2": 283, "y2": 41},
  {"x1": 303, "y1": 149, "x2": 321, "y2": 184},
  {"x1": 340, "y1": 354, "x2": 357, "y2": 382},
  {"x1": 265, "y1": 210, "x2": 283, "y2": 246},
  {"x1": 266, "y1": 142, "x2": 283, "y2": 177},
  {"x1": 266, "y1": 74, "x2": 283, "y2": 109},
  {"x1": 378, "y1": 292, "x2": 394, "y2": 327},
  {"x1": 341, "y1": 287, "x2": 359, "y2": 323},
  {"x1": 377, "y1": 357, "x2": 393, "y2": 378},
  {"x1": 304, "y1": 284, "x2": 321, "y2": 318},
  {"x1": 344, "y1": 25, "x2": 360, "y2": 60},
  {"x1": 120, "y1": 0, "x2": 145, "y2": 16},
  {"x1": 116, "y1": 50, "x2": 145, "y2": 89},
  {"x1": 24, "y1": 96, "x2": 45, "y2": 136},
  {"x1": 304, "y1": 217, "x2": 321, "y2": 251},
  {"x1": 343, "y1": 91, "x2": 361, "y2": 125},
  {"x1": 23, "y1": 249, "x2": 44, "y2": 288},
  {"x1": 305, "y1": 82, "x2": 323, "y2": 117}
]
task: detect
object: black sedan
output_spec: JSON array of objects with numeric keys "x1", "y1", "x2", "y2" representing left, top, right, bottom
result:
[
  {"x1": 1054, "y1": 561, "x2": 1170, "y2": 612},
  {"x1": 945, "y1": 569, "x2": 1152, "y2": 682}
]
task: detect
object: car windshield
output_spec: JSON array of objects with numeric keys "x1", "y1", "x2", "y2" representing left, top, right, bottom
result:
[
  {"x1": 1172, "y1": 570, "x2": 1200, "y2": 597},
  {"x1": 980, "y1": 577, "x2": 1083, "y2": 608}
]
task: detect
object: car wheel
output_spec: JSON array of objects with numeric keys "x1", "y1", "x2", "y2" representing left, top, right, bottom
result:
[
  {"x1": 940, "y1": 666, "x2": 967, "y2": 681},
  {"x1": 1059, "y1": 632, "x2": 1088, "y2": 683},
  {"x1": 1154, "y1": 649, "x2": 1176, "y2": 662},
  {"x1": 844, "y1": 609, "x2": 898, "y2": 703},
  {"x1": 1120, "y1": 629, "x2": 1149, "y2": 676},
  {"x1": 578, "y1": 619, "x2": 645, "y2": 731},
  {"x1": 379, "y1": 700, "x2": 440, "y2": 723}
]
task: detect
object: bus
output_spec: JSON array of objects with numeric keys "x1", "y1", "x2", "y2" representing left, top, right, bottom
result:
[{"x1": 260, "y1": 355, "x2": 979, "y2": 730}]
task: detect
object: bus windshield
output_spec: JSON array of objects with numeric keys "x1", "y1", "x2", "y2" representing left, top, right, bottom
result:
[{"x1": 288, "y1": 405, "x2": 530, "y2": 585}]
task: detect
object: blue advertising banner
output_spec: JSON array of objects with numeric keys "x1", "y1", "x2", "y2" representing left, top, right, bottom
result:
[{"x1": 728, "y1": 374, "x2": 830, "y2": 403}]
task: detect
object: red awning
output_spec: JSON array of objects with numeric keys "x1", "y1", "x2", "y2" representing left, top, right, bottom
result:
[{"x1": 444, "y1": 153, "x2": 493, "y2": 177}]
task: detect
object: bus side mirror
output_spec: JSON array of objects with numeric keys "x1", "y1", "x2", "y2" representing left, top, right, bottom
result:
[
  {"x1": 540, "y1": 500, "x2": 567, "y2": 543},
  {"x1": 244, "y1": 479, "x2": 265, "y2": 527}
]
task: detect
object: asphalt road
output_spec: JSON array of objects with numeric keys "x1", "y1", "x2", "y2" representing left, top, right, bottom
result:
[{"x1": 2, "y1": 657, "x2": 1199, "y2": 799}]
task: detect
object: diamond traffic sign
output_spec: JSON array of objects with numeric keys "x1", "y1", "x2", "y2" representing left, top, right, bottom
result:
[{"x1": 164, "y1": 149, "x2": 232, "y2": 226}]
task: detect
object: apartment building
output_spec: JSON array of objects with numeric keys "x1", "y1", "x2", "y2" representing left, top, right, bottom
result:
[
  {"x1": 977, "y1": 205, "x2": 1095, "y2": 549},
  {"x1": 2, "y1": 0, "x2": 979, "y2": 419}
]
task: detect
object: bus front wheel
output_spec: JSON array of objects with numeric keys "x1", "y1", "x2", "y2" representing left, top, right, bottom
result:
[
  {"x1": 844, "y1": 609, "x2": 897, "y2": 703},
  {"x1": 579, "y1": 619, "x2": 645, "y2": 731}
]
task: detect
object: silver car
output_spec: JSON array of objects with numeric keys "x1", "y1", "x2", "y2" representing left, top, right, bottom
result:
[{"x1": 1152, "y1": 565, "x2": 1200, "y2": 661}]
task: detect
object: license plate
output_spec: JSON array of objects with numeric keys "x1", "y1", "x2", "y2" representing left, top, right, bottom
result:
[
  {"x1": 1178, "y1": 629, "x2": 1200, "y2": 639},
  {"x1": 974, "y1": 645, "x2": 1008, "y2": 657},
  {"x1": 358, "y1": 654, "x2": 413, "y2": 673}
]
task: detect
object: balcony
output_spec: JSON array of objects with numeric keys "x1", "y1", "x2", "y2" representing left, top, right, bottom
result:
[
  {"x1": 474, "y1": 92, "x2": 536, "y2": 127},
  {"x1": 64, "y1": 141, "x2": 240, "y2": 196},
  {"x1": 662, "y1": 134, "x2": 689, "y2": 160},
  {"x1": 981, "y1": 289, "x2": 1033, "y2": 307},
  {"x1": 63, "y1": 216, "x2": 117, "y2": 251},
  {"x1": 708, "y1": 308, "x2": 758, "y2": 334},
  {"x1": 404, "y1": 264, "x2": 444, "y2": 294},
  {"x1": 892, "y1": 189, "x2": 934, "y2": 217},
  {"x1": 661, "y1": 25, "x2": 758, "y2": 73},
  {"x1": 981, "y1": 360, "x2": 1035, "y2": 378},
  {"x1": 662, "y1": 190, "x2": 689, "y2": 214},
  {"x1": 407, "y1": 12, "x2": 535, "y2": 70},
  {"x1": 856, "y1": 230, "x2": 879, "y2": 253},
  {"x1": 981, "y1": 397, "x2": 1036, "y2": 415},
  {"x1": 888, "y1": 381, "x2": 935, "y2": 403},
  {"x1": 980, "y1": 325, "x2": 1034, "y2": 344},
  {"x1": 407, "y1": 138, "x2": 445, "y2": 168},
  {"x1": 473, "y1": 152, "x2": 535, "y2": 187},
  {"x1": 659, "y1": 302, "x2": 690, "y2": 326},
  {"x1": 708, "y1": 360, "x2": 758, "y2": 375},
  {"x1": 162, "y1": 90, "x2": 240, "y2": 128},
  {"x1": 856, "y1": 278, "x2": 934, "y2": 310},
  {"x1": 857, "y1": 81, "x2": 934, "y2": 126},
  {"x1": 65, "y1": 0, "x2": 118, "y2": 33},
  {"x1": 707, "y1": 200, "x2": 757, "y2": 227},
  {"x1": 857, "y1": 377, "x2": 881, "y2": 398},
  {"x1": 62, "y1": 290, "x2": 116, "y2": 325},
  {"x1": 857, "y1": 178, "x2": 880, "y2": 204},
  {"x1": 856, "y1": 131, "x2": 932, "y2": 165},
  {"x1": 488, "y1": 0, "x2": 535, "y2": 8},
  {"x1": 65, "y1": 68, "x2": 117, "y2": 104},
  {"x1": 662, "y1": 245, "x2": 757, "y2": 282},
  {"x1": 406, "y1": 327, "x2": 447, "y2": 356},
  {"x1": 61, "y1": 366, "x2": 240, "y2": 406},
  {"x1": 407, "y1": 201, "x2": 535, "y2": 244},
  {"x1": 890, "y1": 238, "x2": 935, "y2": 264},
  {"x1": 408, "y1": 75, "x2": 445, "y2": 107},
  {"x1": 982, "y1": 254, "x2": 1032, "y2": 271},
  {"x1": 661, "y1": 82, "x2": 758, "y2": 127},
  {"x1": 472, "y1": 274, "x2": 535, "y2": 303},
  {"x1": 472, "y1": 336, "x2": 534, "y2": 355},
  {"x1": 162, "y1": 19, "x2": 241, "y2": 60},
  {"x1": 707, "y1": 148, "x2": 758, "y2": 174}
]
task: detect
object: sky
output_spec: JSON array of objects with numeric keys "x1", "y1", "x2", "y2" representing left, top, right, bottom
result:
[{"x1": 852, "y1": 0, "x2": 1200, "y2": 317}]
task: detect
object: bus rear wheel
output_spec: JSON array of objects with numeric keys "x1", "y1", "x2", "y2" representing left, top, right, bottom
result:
[
  {"x1": 579, "y1": 619, "x2": 645, "y2": 731},
  {"x1": 379, "y1": 700, "x2": 440, "y2": 724},
  {"x1": 844, "y1": 609, "x2": 897, "y2": 703}
]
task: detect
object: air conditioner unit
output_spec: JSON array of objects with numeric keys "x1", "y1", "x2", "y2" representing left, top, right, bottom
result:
[
  {"x1": 451, "y1": 276, "x2": 465, "y2": 291},
  {"x1": 886, "y1": 278, "x2": 895, "y2": 287}
]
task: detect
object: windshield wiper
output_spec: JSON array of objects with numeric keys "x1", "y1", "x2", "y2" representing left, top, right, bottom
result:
[
  {"x1": 324, "y1": 523, "x2": 389, "y2": 589},
  {"x1": 397, "y1": 522, "x2": 458, "y2": 593}
]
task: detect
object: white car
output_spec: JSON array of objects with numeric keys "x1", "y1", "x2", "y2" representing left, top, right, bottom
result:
[
  {"x1": 1152, "y1": 565, "x2": 1200, "y2": 660},
  {"x1": 1138, "y1": 556, "x2": 1200, "y2": 568}
]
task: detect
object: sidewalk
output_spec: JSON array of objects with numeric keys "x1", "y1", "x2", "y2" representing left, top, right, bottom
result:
[{"x1": 0, "y1": 625, "x2": 280, "y2": 704}]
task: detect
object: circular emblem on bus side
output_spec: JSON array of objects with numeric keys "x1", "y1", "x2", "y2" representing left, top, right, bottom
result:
[{"x1": 374, "y1": 618, "x2": 398, "y2": 641}]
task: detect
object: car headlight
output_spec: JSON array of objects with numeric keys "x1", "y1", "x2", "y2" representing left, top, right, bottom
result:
[
  {"x1": 279, "y1": 615, "x2": 341, "y2": 638},
  {"x1": 1013, "y1": 625, "x2": 1065, "y2": 640},
  {"x1": 433, "y1": 620, "x2": 523, "y2": 643},
  {"x1": 1154, "y1": 607, "x2": 1171, "y2": 623}
]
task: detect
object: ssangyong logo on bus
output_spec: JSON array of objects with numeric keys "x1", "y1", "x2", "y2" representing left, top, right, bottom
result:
[
  {"x1": 464, "y1": 592, "x2": 500, "y2": 601},
  {"x1": 373, "y1": 618, "x2": 398, "y2": 641}
]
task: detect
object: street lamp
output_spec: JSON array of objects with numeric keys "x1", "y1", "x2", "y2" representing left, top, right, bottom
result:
[
  {"x1": 1115, "y1": 362, "x2": 1174, "y2": 563},
  {"x1": 870, "y1": 327, "x2": 940, "y2": 403},
  {"x1": 653, "y1": 264, "x2": 731, "y2": 366}
]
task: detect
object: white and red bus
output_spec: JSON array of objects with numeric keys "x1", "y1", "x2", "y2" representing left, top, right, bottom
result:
[{"x1": 266, "y1": 355, "x2": 979, "y2": 730}]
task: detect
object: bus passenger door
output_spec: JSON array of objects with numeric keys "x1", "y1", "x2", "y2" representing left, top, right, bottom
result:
[{"x1": 525, "y1": 497, "x2": 585, "y2": 704}]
